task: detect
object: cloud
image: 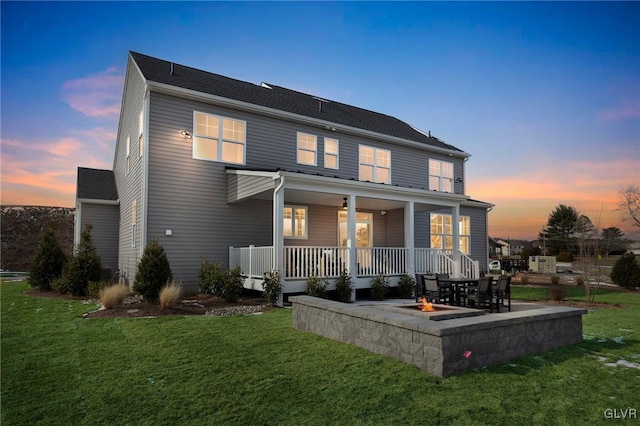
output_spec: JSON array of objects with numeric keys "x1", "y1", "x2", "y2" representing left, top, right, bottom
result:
[
  {"x1": 1, "y1": 129, "x2": 115, "y2": 207},
  {"x1": 61, "y1": 67, "x2": 124, "y2": 119}
]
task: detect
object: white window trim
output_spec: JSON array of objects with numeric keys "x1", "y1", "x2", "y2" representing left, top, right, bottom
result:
[
  {"x1": 131, "y1": 199, "x2": 137, "y2": 248},
  {"x1": 429, "y1": 159, "x2": 454, "y2": 192},
  {"x1": 359, "y1": 145, "x2": 391, "y2": 184},
  {"x1": 430, "y1": 213, "x2": 470, "y2": 254},
  {"x1": 192, "y1": 111, "x2": 247, "y2": 165},
  {"x1": 323, "y1": 137, "x2": 339, "y2": 170},
  {"x1": 296, "y1": 132, "x2": 317, "y2": 166},
  {"x1": 284, "y1": 205, "x2": 308, "y2": 239}
]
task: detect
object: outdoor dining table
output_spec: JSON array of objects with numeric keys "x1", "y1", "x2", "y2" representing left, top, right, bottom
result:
[{"x1": 437, "y1": 277, "x2": 481, "y2": 306}]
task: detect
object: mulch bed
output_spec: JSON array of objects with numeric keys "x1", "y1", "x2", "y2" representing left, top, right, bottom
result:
[{"x1": 24, "y1": 289, "x2": 272, "y2": 318}]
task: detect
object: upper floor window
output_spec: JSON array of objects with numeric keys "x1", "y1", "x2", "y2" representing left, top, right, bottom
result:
[
  {"x1": 359, "y1": 145, "x2": 390, "y2": 184},
  {"x1": 193, "y1": 111, "x2": 246, "y2": 165},
  {"x1": 324, "y1": 137, "x2": 339, "y2": 169},
  {"x1": 429, "y1": 159, "x2": 453, "y2": 192},
  {"x1": 297, "y1": 132, "x2": 317, "y2": 166},
  {"x1": 284, "y1": 206, "x2": 307, "y2": 239},
  {"x1": 430, "y1": 214, "x2": 470, "y2": 254},
  {"x1": 138, "y1": 108, "x2": 144, "y2": 159},
  {"x1": 126, "y1": 135, "x2": 131, "y2": 175}
]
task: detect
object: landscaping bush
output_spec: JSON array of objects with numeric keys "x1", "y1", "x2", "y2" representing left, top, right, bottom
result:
[
  {"x1": 100, "y1": 283, "x2": 130, "y2": 309},
  {"x1": 334, "y1": 269, "x2": 353, "y2": 303},
  {"x1": 397, "y1": 274, "x2": 415, "y2": 299},
  {"x1": 132, "y1": 240, "x2": 172, "y2": 301},
  {"x1": 610, "y1": 253, "x2": 640, "y2": 289},
  {"x1": 556, "y1": 252, "x2": 574, "y2": 262},
  {"x1": 548, "y1": 286, "x2": 566, "y2": 301},
  {"x1": 370, "y1": 275, "x2": 390, "y2": 301},
  {"x1": 159, "y1": 281, "x2": 183, "y2": 308},
  {"x1": 198, "y1": 261, "x2": 244, "y2": 302},
  {"x1": 306, "y1": 274, "x2": 328, "y2": 298},
  {"x1": 550, "y1": 275, "x2": 561, "y2": 285},
  {"x1": 58, "y1": 224, "x2": 103, "y2": 296},
  {"x1": 28, "y1": 227, "x2": 66, "y2": 291},
  {"x1": 50, "y1": 276, "x2": 70, "y2": 295},
  {"x1": 520, "y1": 274, "x2": 530, "y2": 286},
  {"x1": 262, "y1": 270, "x2": 282, "y2": 306},
  {"x1": 576, "y1": 276, "x2": 585, "y2": 287},
  {"x1": 87, "y1": 281, "x2": 110, "y2": 298}
]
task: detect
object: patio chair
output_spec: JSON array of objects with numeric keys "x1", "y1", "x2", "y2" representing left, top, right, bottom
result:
[
  {"x1": 433, "y1": 273, "x2": 453, "y2": 305},
  {"x1": 460, "y1": 276, "x2": 493, "y2": 311},
  {"x1": 493, "y1": 275, "x2": 511, "y2": 312},
  {"x1": 415, "y1": 274, "x2": 425, "y2": 302}
]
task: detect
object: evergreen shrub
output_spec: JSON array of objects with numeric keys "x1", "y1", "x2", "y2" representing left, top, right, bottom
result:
[
  {"x1": 29, "y1": 227, "x2": 66, "y2": 291},
  {"x1": 610, "y1": 253, "x2": 640, "y2": 289},
  {"x1": 132, "y1": 240, "x2": 173, "y2": 301}
]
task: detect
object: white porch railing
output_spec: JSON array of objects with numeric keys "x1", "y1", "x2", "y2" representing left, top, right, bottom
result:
[
  {"x1": 230, "y1": 245, "x2": 475, "y2": 280},
  {"x1": 460, "y1": 253, "x2": 480, "y2": 279},
  {"x1": 356, "y1": 247, "x2": 407, "y2": 276},
  {"x1": 414, "y1": 248, "x2": 456, "y2": 276},
  {"x1": 284, "y1": 246, "x2": 349, "y2": 279},
  {"x1": 229, "y1": 245, "x2": 274, "y2": 278}
]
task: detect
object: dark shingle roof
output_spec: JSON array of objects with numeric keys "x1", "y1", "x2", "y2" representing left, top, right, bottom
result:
[
  {"x1": 130, "y1": 52, "x2": 463, "y2": 153},
  {"x1": 77, "y1": 167, "x2": 118, "y2": 201}
]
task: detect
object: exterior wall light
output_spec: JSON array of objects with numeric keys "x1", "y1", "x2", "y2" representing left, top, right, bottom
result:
[{"x1": 180, "y1": 130, "x2": 192, "y2": 139}]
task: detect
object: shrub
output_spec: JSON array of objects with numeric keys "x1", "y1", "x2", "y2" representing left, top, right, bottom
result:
[
  {"x1": 610, "y1": 253, "x2": 640, "y2": 289},
  {"x1": 132, "y1": 240, "x2": 173, "y2": 301},
  {"x1": 520, "y1": 274, "x2": 530, "y2": 286},
  {"x1": 50, "y1": 276, "x2": 70, "y2": 295},
  {"x1": 29, "y1": 227, "x2": 66, "y2": 291},
  {"x1": 556, "y1": 252, "x2": 574, "y2": 262},
  {"x1": 198, "y1": 260, "x2": 225, "y2": 295},
  {"x1": 550, "y1": 275, "x2": 561, "y2": 285},
  {"x1": 58, "y1": 224, "x2": 103, "y2": 296},
  {"x1": 220, "y1": 266, "x2": 244, "y2": 302},
  {"x1": 262, "y1": 270, "x2": 282, "y2": 306},
  {"x1": 549, "y1": 286, "x2": 566, "y2": 301},
  {"x1": 576, "y1": 276, "x2": 585, "y2": 287},
  {"x1": 397, "y1": 274, "x2": 415, "y2": 299},
  {"x1": 306, "y1": 274, "x2": 328, "y2": 298},
  {"x1": 159, "y1": 281, "x2": 183, "y2": 308},
  {"x1": 100, "y1": 284, "x2": 130, "y2": 309},
  {"x1": 370, "y1": 275, "x2": 390, "y2": 301},
  {"x1": 334, "y1": 269, "x2": 353, "y2": 303}
]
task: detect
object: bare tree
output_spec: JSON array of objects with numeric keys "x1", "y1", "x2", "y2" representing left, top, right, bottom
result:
[
  {"x1": 619, "y1": 184, "x2": 640, "y2": 229},
  {"x1": 575, "y1": 208, "x2": 603, "y2": 304}
]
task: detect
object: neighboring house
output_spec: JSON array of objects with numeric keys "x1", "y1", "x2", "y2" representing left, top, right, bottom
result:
[
  {"x1": 75, "y1": 51, "x2": 493, "y2": 298},
  {"x1": 488, "y1": 238, "x2": 510, "y2": 257}
]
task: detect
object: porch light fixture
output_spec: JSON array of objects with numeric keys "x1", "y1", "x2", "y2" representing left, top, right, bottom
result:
[
  {"x1": 180, "y1": 130, "x2": 192, "y2": 139},
  {"x1": 342, "y1": 197, "x2": 348, "y2": 210}
]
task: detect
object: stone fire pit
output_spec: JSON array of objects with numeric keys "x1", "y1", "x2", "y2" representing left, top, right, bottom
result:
[{"x1": 291, "y1": 296, "x2": 587, "y2": 377}]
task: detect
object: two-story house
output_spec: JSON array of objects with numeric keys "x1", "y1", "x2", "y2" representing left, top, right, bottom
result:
[{"x1": 75, "y1": 51, "x2": 493, "y2": 299}]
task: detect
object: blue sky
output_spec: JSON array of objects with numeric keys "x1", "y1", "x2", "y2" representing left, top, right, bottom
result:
[{"x1": 2, "y1": 1, "x2": 639, "y2": 239}]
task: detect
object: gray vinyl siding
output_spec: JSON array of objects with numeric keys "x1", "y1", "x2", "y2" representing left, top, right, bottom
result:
[
  {"x1": 79, "y1": 203, "x2": 119, "y2": 274},
  {"x1": 228, "y1": 175, "x2": 274, "y2": 202},
  {"x1": 461, "y1": 205, "x2": 489, "y2": 270},
  {"x1": 113, "y1": 58, "x2": 146, "y2": 283},
  {"x1": 139, "y1": 89, "x2": 485, "y2": 289}
]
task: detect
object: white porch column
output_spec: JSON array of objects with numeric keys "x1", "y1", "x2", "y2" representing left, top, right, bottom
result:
[
  {"x1": 273, "y1": 182, "x2": 285, "y2": 273},
  {"x1": 347, "y1": 194, "x2": 357, "y2": 302},
  {"x1": 404, "y1": 201, "x2": 415, "y2": 277},
  {"x1": 452, "y1": 204, "x2": 461, "y2": 277}
]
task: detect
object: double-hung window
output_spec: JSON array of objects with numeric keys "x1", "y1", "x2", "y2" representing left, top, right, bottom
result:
[
  {"x1": 138, "y1": 108, "x2": 144, "y2": 159},
  {"x1": 359, "y1": 145, "x2": 390, "y2": 184},
  {"x1": 324, "y1": 137, "x2": 339, "y2": 169},
  {"x1": 284, "y1": 206, "x2": 307, "y2": 239},
  {"x1": 297, "y1": 132, "x2": 317, "y2": 166},
  {"x1": 193, "y1": 111, "x2": 246, "y2": 165},
  {"x1": 125, "y1": 135, "x2": 131, "y2": 175},
  {"x1": 430, "y1": 213, "x2": 470, "y2": 254},
  {"x1": 429, "y1": 159, "x2": 453, "y2": 192}
]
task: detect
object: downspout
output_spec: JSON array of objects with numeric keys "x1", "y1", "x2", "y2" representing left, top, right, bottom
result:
[{"x1": 273, "y1": 174, "x2": 285, "y2": 306}]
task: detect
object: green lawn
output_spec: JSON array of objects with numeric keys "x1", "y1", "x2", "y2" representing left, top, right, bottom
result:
[{"x1": 2, "y1": 281, "x2": 639, "y2": 425}]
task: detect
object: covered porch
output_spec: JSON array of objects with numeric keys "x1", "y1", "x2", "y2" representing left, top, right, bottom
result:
[{"x1": 227, "y1": 169, "x2": 491, "y2": 296}]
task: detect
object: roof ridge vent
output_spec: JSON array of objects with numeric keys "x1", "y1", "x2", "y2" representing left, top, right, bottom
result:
[
  {"x1": 260, "y1": 82, "x2": 272, "y2": 89},
  {"x1": 170, "y1": 62, "x2": 174, "y2": 76}
]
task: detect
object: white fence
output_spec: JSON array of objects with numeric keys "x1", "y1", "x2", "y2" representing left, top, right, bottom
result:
[
  {"x1": 229, "y1": 245, "x2": 274, "y2": 278},
  {"x1": 283, "y1": 246, "x2": 349, "y2": 279},
  {"x1": 414, "y1": 248, "x2": 456, "y2": 276},
  {"x1": 356, "y1": 247, "x2": 407, "y2": 276}
]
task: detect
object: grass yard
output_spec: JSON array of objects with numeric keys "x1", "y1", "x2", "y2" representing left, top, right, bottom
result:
[{"x1": 2, "y1": 281, "x2": 639, "y2": 425}]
